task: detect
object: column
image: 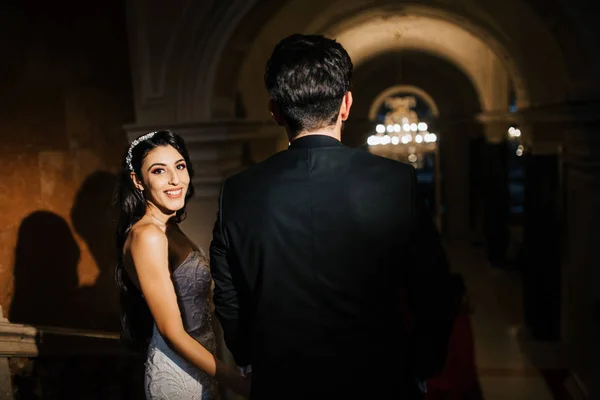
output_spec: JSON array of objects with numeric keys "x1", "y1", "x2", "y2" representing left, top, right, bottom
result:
[
  {"x1": 480, "y1": 119, "x2": 510, "y2": 267},
  {"x1": 562, "y1": 122, "x2": 600, "y2": 399},
  {"x1": 518, "y1": 121, "x2": 563, "y2": 340},
  {"x1": 468, "y1": 134, "x2": 486, "y2": 244},
  {"x1": 438, "y1": 120, "x2": 473, "y2": 240}
]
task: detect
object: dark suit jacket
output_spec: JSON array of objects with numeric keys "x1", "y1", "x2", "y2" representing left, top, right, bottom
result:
[{"x1": 210, "y1": 135, "x2": 452, "y2": 399}]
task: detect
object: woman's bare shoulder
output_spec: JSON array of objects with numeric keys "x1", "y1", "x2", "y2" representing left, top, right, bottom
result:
[{"x1": 130, "y1": 221, "x2": 166, "y2": 247}]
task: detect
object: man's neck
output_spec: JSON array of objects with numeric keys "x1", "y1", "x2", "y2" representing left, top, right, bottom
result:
[{"x1": 291, "y1": 127, "x2": 341, "y2": 142}]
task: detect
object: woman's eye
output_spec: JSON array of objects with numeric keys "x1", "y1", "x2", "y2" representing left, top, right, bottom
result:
[
  {"x1": 151, "y1": 168, "x2": 165, "y2": 174},
  {"x1": 176, "y1": 164, "x2": 187, "y2": 170}
]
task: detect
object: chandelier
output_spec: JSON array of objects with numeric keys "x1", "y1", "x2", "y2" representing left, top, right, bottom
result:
[{"x1": 367, "y1": 96, "x2": 437, "y2": 168}]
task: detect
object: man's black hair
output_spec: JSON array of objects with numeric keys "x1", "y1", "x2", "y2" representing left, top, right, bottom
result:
[{"x1": 265, "y1": 34, "x2": 353, "y2": 137}]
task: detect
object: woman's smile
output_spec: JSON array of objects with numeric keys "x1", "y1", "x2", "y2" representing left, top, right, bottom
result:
[{"x1": 165, "y1": 187, "x2": 184, "y2": 198}]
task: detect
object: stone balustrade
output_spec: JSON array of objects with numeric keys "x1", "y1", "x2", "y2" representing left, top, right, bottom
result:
[{"x1": 0, "y1": 305, "x2": 135, "y2": 399}]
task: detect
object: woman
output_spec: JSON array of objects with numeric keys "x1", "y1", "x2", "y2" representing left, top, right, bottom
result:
[{"x1": 114, "y1": 130, "x2": 249, "y2": 399}]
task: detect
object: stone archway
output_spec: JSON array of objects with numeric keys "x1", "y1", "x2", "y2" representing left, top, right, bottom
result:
[
  {"x1": 202, "y1": 0, "x2": 579, "y2": 123},
  {"x1": 234, "y1": 5, "x2": 518, "y2": 120},
  {"x1": 126, "y1": 0, "x2": 600, "y2": 127},
  {"x1": 321, "y1": 10, "x2": 519, "y2": 110}
]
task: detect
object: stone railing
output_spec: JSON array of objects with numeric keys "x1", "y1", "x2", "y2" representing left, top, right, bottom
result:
[
  {"x1": 0, "y1": 321, "x2": 124, "y2": 358},
  {"x1": 0, "y1": 306, "x2": 137, "y2": 399}
]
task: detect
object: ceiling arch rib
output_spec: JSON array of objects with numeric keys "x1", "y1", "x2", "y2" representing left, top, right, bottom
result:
[
  {"x1": 236, "y1": 9, "x2": 515, "y2": 120},
  {"x1": 329, "y1": 15, "x2": 504, "y2": 112}
]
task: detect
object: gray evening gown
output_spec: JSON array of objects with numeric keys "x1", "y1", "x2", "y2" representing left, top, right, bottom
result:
[{"x1": 144, "y1": 250, "x2": 220, "y2": 399}]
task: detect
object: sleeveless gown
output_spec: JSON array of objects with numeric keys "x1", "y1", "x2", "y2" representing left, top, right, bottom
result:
[{"x1": 144, "y1": 250, "x2": 220, "y2": 399}]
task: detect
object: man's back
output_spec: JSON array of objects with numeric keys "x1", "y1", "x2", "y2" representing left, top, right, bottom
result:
[
  {"x1": 211, "y1": 135, "x2": 449, "y2": 398},
  {"x1": 211, "y1": 33, "x2": 450, "y2": 399}
]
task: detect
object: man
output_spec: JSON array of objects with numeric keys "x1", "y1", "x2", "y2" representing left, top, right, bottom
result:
[{"x1": 210, "y1": 34, "x2": 452, "y2": 399}]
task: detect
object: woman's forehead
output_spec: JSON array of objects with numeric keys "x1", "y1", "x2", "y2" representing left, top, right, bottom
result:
[{"x1": 143, "y1": 145, "x2": 183, "y2": 164}]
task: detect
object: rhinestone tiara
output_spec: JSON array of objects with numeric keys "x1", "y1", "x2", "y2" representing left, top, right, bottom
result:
[{"x1": 125, "y1": 131, "x2": 158, "y2": 172}]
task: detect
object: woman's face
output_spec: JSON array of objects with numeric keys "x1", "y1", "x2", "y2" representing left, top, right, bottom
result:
[{"x1": 134, "y1": 145, "x2": 190, "y2": 214}]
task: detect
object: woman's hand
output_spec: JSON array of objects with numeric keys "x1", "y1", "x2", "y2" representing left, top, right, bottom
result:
[
  {"x1": 216, "y1": 362, "x2": 251, "y2": 397},
  {"x1": 228, "y1": 371, "x2": 251, "y2": 397}
]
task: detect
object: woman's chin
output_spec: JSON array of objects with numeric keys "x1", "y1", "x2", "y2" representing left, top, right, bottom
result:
[{"x1": 157, "y1": 199, "x2": 186, "y2": 215}]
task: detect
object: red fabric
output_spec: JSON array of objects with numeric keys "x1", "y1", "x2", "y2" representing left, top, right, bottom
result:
[{"x1": 424, "y1": 313, "x2": 477, "y2": 400}]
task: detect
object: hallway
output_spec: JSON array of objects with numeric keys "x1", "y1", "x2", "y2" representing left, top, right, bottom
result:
[{"x1": 447, "y1": 241, "x2": 569, "y2": 400}]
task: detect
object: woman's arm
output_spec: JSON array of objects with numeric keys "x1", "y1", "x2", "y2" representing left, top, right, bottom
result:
[{"x1": 130, "y1": 224, "x2": 249, "y2": 395}]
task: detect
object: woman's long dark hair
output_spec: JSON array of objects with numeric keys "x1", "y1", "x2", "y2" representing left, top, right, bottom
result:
[{"x1": 113, "y1": 130, "x2": 195, "y2": 353}]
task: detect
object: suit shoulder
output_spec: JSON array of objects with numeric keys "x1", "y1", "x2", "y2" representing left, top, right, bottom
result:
[
  {"x1": 355, "y1": 149, "x2": 415, "y2": 176},
  {"x1": 222, "y1": 150, "x2": 287, "y2": 191}
]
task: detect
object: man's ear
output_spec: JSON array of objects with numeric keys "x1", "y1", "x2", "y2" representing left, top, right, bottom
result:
[
  {"x1": 340, "y1": 91, "x2": 353, "y2": 122},
  {"x1": 268, "y1": 99, "x2": 286, "y2": 126},
  {"x1": 130, "y1": 172, "x2": 144, "y2": 192}
]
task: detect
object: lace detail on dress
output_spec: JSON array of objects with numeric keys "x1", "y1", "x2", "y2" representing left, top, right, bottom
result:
[{"x1": 144, "y1": 251, "x2": 219, "y2": 399}]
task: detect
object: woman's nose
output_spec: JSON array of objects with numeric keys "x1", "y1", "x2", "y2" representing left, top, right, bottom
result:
[{"x1": 169, "y1": 170, "x2": 181, "y2": 185}]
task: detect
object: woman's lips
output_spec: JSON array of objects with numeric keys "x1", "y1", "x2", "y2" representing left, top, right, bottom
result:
[{"x1": 165, "y1": 188, "x2": 183, "y2": 198}]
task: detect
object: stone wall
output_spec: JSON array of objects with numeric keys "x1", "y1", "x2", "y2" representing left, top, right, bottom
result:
[{"x1": 0, "y1": 1, "x2": 134, "y2": 331}]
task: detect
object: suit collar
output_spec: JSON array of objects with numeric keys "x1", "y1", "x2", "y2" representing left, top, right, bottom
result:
[{"x1": 288, "y1": 134, "x2": 343, "y2": 149}]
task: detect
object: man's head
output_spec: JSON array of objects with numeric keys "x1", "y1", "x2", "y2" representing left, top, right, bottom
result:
[{"x1": 264, "y1": 34, "x2": 353, "y2": 139}]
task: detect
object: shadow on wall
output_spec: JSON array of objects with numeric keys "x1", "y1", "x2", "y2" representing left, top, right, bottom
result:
[
  {"x1": 71, "y1": 170, "x2": 120, "y2": 331},
  {"x1": 10, "y1": 211, "x2": 81, "y2": 328},
  {"x1": 10, "y1": 171, "x2": 121, "y2": 331}
]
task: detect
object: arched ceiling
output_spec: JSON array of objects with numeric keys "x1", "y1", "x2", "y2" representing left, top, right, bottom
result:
[
  {"x1": 203, "y1": 0, "x2": 572, "y2": 121},
  {"x1": 322, "y1": 13, "x2": 510, "y2": 111},
  {"x1": 127, "y1": 0, "x2": 599, "y2": 125}
]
